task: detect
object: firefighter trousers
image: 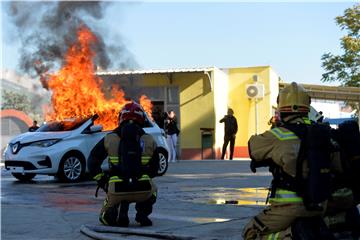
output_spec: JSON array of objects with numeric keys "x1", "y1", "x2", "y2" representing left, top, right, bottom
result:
[
  {"x1": 242, "y1": 202, "x2": 324, "y2": 240},
  {"x1": 99, "y1": 180, "x2": 157, "y2": 226}
]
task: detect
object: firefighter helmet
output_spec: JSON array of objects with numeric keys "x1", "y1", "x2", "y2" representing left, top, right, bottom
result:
[
  {"x1": 278, "y1": 82, "x2": 310, "y2": 113},
  {"x1": 119, "y1": 101, "x2": 145, "y2": 126}
]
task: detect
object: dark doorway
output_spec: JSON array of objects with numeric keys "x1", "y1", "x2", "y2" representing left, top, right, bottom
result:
[{"x1": 152, "y1": 101, "x2": 165, "y2": 129}]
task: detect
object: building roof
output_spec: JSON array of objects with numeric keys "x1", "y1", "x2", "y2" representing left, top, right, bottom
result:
[
  {"x1": 96, "y1": 67, "x2": 215, "y2": 76},
  {"x1": 279, "y1": 82, "x2": 360, "y2": 102}
]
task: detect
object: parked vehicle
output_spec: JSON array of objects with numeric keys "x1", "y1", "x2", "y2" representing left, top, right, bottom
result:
[{"x1": 3, "y1": 114, "x2": 169, "y2": 182}]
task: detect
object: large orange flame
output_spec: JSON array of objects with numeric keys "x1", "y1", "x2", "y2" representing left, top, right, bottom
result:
[
  {"x1": 45, "y1": 26, "x2": 152, "y2": 130},
  {"x1": 139, "y1": 95, "x2": 153, "y2": 121}
]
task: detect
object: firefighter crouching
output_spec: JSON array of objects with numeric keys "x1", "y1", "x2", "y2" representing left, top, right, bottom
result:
[
  {"x1": 88, "y1": 102, "x2": 159, "y2": 227},
  {"x1": 242, "y1": 82, "x2": 334, "y2": 240}
]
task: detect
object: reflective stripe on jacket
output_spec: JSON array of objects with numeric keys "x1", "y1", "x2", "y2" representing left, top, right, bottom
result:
[
  {"x1": 270, "y1": 128, "x2": 298, "y2": 141},
  {"x1": 266, "y1": 232, "x2": 280, "y2": 240},
  {"x1": 269, "y1": 188, "x2": 303, "y2": 204},
  {"x1": 249, "y1": 127, "x2": 300, "y2": 177},
  {"x1": 248, "y1": 117, "x2": 311, "y2": 177},
  {"x1": 109, "y1": 176, "x2": 123, "y2": 183},
  {"x1": 104, "y1": 132, "x2": 156, "y2": 182}
]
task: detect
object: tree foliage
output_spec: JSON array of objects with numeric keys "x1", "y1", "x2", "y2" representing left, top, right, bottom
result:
[
  {"x1": 321, "y1": 4, "x2": 360, "y2": 87},
  {"x1": 1, "y1": 90, "x2": 31, "y2": 113}
]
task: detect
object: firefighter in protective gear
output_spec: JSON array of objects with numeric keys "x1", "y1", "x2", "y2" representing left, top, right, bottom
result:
[
  {"x1": 242, "y1": 82, "x2": 333, "y2": 240},
  {"x1": 88, "y1": 102, "x2": 159, "y2": 227}
]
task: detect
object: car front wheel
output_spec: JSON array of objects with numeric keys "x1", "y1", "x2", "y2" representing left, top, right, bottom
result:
[
  {"x1": 58, "y1": 153, "x2": 85, "y2": 182},
  {"x1": 11, "y1": 173, "x2": 36, "y2": 182},
  {"x1": 157, "y1": 149, "x2": 168, "y2": 176}
]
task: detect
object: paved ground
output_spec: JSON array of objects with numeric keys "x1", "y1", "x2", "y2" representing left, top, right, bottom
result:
[{"x1": 1, "y1": 160, "x2": 272, "y2": 240}]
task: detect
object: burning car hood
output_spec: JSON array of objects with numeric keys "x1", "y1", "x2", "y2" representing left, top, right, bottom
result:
[{"x1": 9, "y1": 131, "x2": 71, "y2": 144}]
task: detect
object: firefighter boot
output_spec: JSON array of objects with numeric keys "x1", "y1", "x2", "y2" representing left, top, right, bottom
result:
[
  {"x1": 135, "y1": 214, "x2": 152, "y2": 226},
  {"x1": 117, "y1": 201, "x2": 130, "y2": 227},
  {"x1": 99, "y1": 205, "x2": 118, "y2": 226},
  {"x1": 135, "y1": 194, "x2": 156, "y2": 226}
]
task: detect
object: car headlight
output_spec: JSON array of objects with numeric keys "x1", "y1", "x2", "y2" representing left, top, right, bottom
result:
[
  {"x1": 3, "y1": 144, "x2": 8, "y2": 152},
  {"x1": 29, "y1": 139, "x2": 62, "y2": 147},
  {"x1": 2, "y1": 144, "x2": 8, "y2": 158}
]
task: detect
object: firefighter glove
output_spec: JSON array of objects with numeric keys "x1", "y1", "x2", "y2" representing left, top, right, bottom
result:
[{"x1": 94, "y1": 173, "x2": 109, "y2": 193}]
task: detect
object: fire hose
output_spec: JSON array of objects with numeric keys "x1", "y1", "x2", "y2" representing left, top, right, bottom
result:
[{"x1": 80, "y1": 224, "x2": 195, "y2": 240}]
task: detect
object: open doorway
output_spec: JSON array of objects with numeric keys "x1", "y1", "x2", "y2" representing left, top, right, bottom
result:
[{"x1": 152, "y1": 101, "x2": 165, "y2": 129}]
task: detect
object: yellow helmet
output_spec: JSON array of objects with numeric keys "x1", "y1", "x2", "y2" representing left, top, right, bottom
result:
[{"x1": 278, "y1": 82, "x2": 310, "y2": 113}]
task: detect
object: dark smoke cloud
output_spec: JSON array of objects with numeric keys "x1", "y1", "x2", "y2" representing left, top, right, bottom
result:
[{"x1": 6, "y1": 1, "x2": 138, "y2": 88}]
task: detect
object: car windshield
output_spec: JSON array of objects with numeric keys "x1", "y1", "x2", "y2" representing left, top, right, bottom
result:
[
  {"x1": 144, "y1": 115, "x2": 154, "y2": 128},
  {"x1": 37, "y1": 118, "x2": 88, "y2": 132}
]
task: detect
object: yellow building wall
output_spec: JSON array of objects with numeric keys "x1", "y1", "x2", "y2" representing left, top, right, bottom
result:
[
  {"x1": 110, "y1": 66, "x2": 279, "y2": 159},
  {"x1": 227, "y1": 66, "x2": 274, "y2": 157},
  {"x1": 176, "y1": 73, "x2": 215, "y2": 152},
  {"x1": 139, "y1": 72, "x2": 215, "y2": 159},
  {"x1": 140, "y1": 74, "x2": 170, "y2": 87}
]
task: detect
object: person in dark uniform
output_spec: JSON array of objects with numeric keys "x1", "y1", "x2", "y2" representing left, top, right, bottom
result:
[
  {"x1": 88, "y1": 102, "x2": 159, "y2": 227},
  {"x1": 28, "y1": 120, "x2": 39, "y2": 132},
  {"x1": 220, "y1": 108, "x2": 238, "y2": 160}
]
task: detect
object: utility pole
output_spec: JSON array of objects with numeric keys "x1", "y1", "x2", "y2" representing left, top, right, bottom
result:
[
  {"x1": 246, "y1": 75, "x2": 264, "y2": 136},
  {"x1": 255, "y1": 98, "x2": 258, "y2": 135},
  {"x1": 253, "y1": 75, "x2": 259, "y2": 135}
]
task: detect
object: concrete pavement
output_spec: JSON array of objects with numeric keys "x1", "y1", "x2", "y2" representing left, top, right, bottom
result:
[
  {"x1": 81, "y1": 160, "x2": 269, "y2": 239},
  {"x1": 2, "y1": 160, "x2": 272, "y2": 239}
]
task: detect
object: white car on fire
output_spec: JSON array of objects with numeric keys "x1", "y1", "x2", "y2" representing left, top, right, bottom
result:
[{"x1": 3, "y1": 114, "x2": 169, "y2": 182}]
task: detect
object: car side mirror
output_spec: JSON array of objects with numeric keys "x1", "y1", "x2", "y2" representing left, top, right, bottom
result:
[{"x1": 90, "y1": 125, "x2": 103, "y2": 133}]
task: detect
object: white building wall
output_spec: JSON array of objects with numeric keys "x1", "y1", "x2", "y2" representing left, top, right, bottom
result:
[
  {"x1": 269, "y1": 68, "x2": 280, "y2": 111},
  {"x1": 213, "y1": 67, "x2": 229, "y2": 150},
  {"x1": 311, "y1": 100, "x2": 354, "y2": 119}
]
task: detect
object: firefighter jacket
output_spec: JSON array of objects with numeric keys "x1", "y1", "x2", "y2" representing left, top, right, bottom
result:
[
  {"x1": 249, "y1": 116, "x2": 337, "y2": 206},
  {"x1": 88, "y1": 128, "x2": 159, "y2": 185},
  {"x1": 248, "y1": 117, "x2": 310, "y2": 178},
  {"x1": 249, "y1": 117, "x2": 311, "y2": 204}
]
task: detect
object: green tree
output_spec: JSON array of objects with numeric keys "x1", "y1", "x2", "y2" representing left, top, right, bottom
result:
[
  {"x1": 321, "y1": 4, "x2": 360, "y2": 87},
  {"x1": 1, "y1": 90, "x2": 31, "y2": 113}
]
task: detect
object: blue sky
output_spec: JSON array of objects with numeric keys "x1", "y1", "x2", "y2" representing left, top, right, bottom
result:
[{"x1": 1, "y1": 2, "x2": 357, "y2": 85}]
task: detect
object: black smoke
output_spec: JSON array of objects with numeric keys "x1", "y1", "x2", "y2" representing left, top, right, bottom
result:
[{"x1": 5, "y1": 1, "x2": 138, "y2": 88}]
